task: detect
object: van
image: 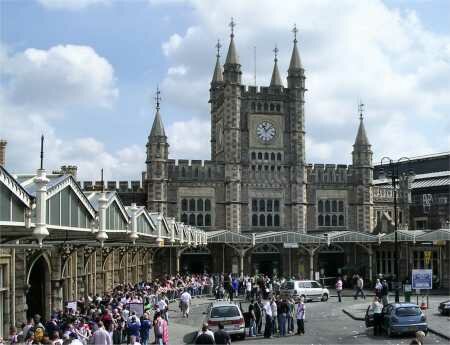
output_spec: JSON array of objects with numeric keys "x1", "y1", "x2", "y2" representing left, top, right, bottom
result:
[{"x1": 280, "y1": 280, "x2": 329, "y2": 302}]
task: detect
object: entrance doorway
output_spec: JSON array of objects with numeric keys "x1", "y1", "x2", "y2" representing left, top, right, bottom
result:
[
  {"x1": 26, "y1": 256, "x2": 50, "y2": 319},
  {"x1": 251, "y1": 244, "x2": 281, "y2": 277},
  {"x1": 180, "y1": 247, "x2": 211, "y2": 274},
  {"x1": 318, "y1": 245, "x2": 345, "y2": 277}
]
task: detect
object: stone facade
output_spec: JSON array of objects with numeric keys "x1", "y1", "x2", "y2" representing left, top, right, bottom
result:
[{"x1": 144, "y1": 30, "x2": 375, "y2": 237}]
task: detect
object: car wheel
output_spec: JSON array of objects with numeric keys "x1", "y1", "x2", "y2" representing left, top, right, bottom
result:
[{"x1": 321, "y1": 293, "x2": 329, "y2": 302}]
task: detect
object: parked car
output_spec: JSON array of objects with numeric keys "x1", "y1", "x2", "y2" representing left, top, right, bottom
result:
[
  {"x1": 203, "y1": 301, "x2": 246, "y2": 339},
  {"x1": 280, "y1": 280, "x2": 329, "y2": 302},
  {"x1": 438, "y1": 300, "x2": 450, "y2": 316},
  {"x1": 381, "y1": 303, "x2": 427, "y2": 337}
]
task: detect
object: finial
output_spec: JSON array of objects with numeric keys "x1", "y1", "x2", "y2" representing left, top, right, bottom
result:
[
  {"x1": 40, "y1": 134, "x2": 44, "y2": 170},
  {"x1": 155, "y1": 85, "x2": 161, "y2": 111},
  {"x1": 273, "y1": 44, "x2": 279, "y2": 61},
  {"x1": 292, "y1": 24, "x2": 298, "y2": 44},
  {"x1": 216, "y1": 39, "x2": 222, "y2": 58},
  {"x1": 358, "y1": 102, "x2": 365, "y2": 120},
  {"x1": 229, "y1": 17, "x2": 236, "y2": 37},
  {"x1": 101, "y1": 168, "x2": 104, "y2": 192}
]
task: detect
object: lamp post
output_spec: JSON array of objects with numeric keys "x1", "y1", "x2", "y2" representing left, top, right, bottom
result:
[{"x1": 379, "y1": 156, "x2": 413, "y2": 303}]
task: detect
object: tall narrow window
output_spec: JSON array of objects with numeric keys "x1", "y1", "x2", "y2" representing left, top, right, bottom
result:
[
  {"x1": 189, "y1": 214, "x2": 195, "y2": 225},
  {"x1": 197, "y1": 199, "x2": 204, "y2": 212},
  {"x1": 274, "y1": 214, "x2": 280, "y2": 226},
  {"x1": 181, "y1": 199, "x2": 187, "y2": 211},
  {"x1": 252, "y1": 214, "x2": 258, "y2": 226},
  {"x1": 259, "y1": 200, "x2": 265, "y2": 212},
  {"x1": 267, "y1": 214, "x2": 273, "y2": 226},
  {"x1": 252, "y1": 200, "x2": 258, "y2": 212},
  {"x1": 205, "y1": 199, "x2": 211, "y2": 211},
  {"x1": 205, "y1": 214, "x2": 211, "y2": 226},
  {"x1": 189, "y1": 199, "x2": 196, "y2": 211},
  {"x1": 259, "y1": 214, "x2": 265, "y2": 226},
  {"x1": 197, "y1": 214, "x2": 203, "y2": 226}
]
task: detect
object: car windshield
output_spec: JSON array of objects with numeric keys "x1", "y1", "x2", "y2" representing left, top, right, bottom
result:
[
  {"x1": 282, "y1": 282, "x2": 295, "y2": 289},
  {"x1": 211, "y1": 306, "x2": 240, "y2": 318},
  {"x1": 396, "y1": 307, "x2": 421, "y2": 317}
]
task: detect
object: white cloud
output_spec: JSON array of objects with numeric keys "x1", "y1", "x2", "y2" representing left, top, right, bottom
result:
[
  {"x1": 166, "y1": 117, "x2": 210, "y2": 159},
  {"x1": 0, "y1": 44, "x2": 144, "y2": 180},
  {"x1": 167, "y1": 65, "x2": 188, "y2": 76},
  {"x1": 37, "y1": 0, "x2": 110, "y2": 10},
  {"x1": 3, "y1": 45, "x2": 118, "y2": 110},
  {"x1": 158, "y1": 0, "x2": 450, "y2": 163}
]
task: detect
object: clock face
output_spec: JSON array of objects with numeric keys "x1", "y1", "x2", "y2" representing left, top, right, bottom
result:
[{"x1": 256, "y1": 121, "x2": 276, "y2": 142}]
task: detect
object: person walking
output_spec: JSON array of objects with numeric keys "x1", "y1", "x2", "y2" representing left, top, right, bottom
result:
[
  {"x1": 180, "y1": 289, "x2": 192, "y2": 318},
  {"x1": 354, "y1": 275, "x2": 365, "y2": 300},
  {"x1": 263, "y1": 300, "x2": 273, "y2": 338},
  {"x1": 296, "y1": 297, "x2": 306, "y2": 335},
  {"x1": 371, "y1": 297, "x2": 383, "y2": 336},
  {"x1": 91, "y1": 321, "x2": 112, "y2": 345},
  {"x1": 154, "y1": 312, "x2": 169, "y2": 345},
  {"x1": 140, "y1": 314, "x2": 152, "y2": 345},
  {"x1": 381, "y1": 280, "x2": 389, "y2": 306},
  {"x1": 270, "y1": 297, "x2": 278, "y2": 336},
  {"x1": 336, "y1": 277, "x2": 343, "y2": 303},
  {"x1": 248, "y1": 301, "x2": 257, "y2": 337}
]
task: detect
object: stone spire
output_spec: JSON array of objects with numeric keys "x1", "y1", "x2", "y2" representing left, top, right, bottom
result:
[
  {"x1": 288, "y1": 24, "x2": 302, "y2": 72},
  {"x1": 212, "y1": 39, "x2": 223, "y2": 83},
  {"x1": 270, "y1": 45, "x2": 283, "y2": 87},
  {"x1": 149, "y1": 87, "x2": 166, "y2": 138},
  {"x1": 225, "y1": 17, "x2": 239, "y2": 65},
  {"x1": 354, "y1": 103, "x2": 370, "y2": 146}
]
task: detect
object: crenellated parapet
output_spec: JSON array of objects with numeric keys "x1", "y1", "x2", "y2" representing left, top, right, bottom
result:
[
  {"x1": 306, "y1": 163, "x2": 353, "y2": 185},
  {"x1": 81, "y1": 180, "x2": 143, "y2": 192},
  {"x1": 166, "y1": 159, "x2": 225, "y2": 180}
]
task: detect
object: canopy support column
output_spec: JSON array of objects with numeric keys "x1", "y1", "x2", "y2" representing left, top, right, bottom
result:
[{"x1": 299, "y1": 245, "x2": 321, "y2": 281}]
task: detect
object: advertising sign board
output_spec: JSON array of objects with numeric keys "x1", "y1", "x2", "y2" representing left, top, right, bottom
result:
[{"x1": 412, "y1": 269, "x2": 432, "y2": 290}]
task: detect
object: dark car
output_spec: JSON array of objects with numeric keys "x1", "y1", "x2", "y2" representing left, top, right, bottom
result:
[
  {"x1": 438, "y1": 300, "x2": 450, "y2": 316},
  {"x1": 381, "y1": 303, "x2": 427, "y2": 337}
]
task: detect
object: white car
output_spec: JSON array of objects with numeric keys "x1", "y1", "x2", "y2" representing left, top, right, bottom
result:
[
  {"x1": 280, "y1": 280, "x2": 329, "y2": 302},
  {"x1": 203, "y1": 301, "x2": 246, "y2": 339}
]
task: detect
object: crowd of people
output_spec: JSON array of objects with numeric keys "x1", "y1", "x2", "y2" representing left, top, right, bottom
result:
[{"x1": 5, "y1": 274, "x2": 212, "y2": 345}]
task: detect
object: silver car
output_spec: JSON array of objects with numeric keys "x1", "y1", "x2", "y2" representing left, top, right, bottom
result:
[{"x1": 203, "y1": 301, "x2": 246, "y2": 339}]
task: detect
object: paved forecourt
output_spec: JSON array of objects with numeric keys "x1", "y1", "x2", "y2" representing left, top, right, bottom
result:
[{"x1": 168, "y1": 295, "x2": 445, "y2": 344}]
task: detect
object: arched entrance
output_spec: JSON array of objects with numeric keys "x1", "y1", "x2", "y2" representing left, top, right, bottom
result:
[
  {"x1": 251, "y1": 244, "x2": 281, "y2": 277},
  {"x1": 26, "y1": 255, "x2": 51, "y2": 319},
  {"x1": 318, "y1": 244, "x2": 346, "y2": 277},
  {"x1": 180, "y1": 247, "x2": 211, "y2": 274}
]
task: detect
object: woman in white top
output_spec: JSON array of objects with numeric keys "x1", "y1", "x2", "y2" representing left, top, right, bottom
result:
[{"x1": 371, "y1": 297, "x2": 383, "y2": 336}]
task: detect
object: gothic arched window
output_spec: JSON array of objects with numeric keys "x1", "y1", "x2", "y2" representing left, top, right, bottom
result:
[
  {"x1": 205, "y1": 199, "x2": 211, "y2": 211},
  {"x1": 274, "y1": 214, "x2": 280, "y2": 226},
  {"x1": 252, "y1": 214, "x2": 258, "y2": 226},
  {"x1": 181, "y1": 199, "x2": 187, "y2": 211},
  {"x1": 267, "y1": 200, "x2": 273, "y2": 212},
  {"x1": 325, "y1": 200, "x2": 330, "y2": 212},
  {"x1": 325, "y1": 215, "x2": 331, "y2": 226},
  {"x1": 189, "y1": 199, "x2": 196, "y2": 211},
  {"x1": 332, "y1": 200, "x2": 338, "y2": 212},
  {"x1": 257, "y1": 152, "x2": 262, "y2": 160},
  {"x1": 259, "y1": 199, "x2": 265, "y2": 212},
  {"x1": 181, "y1": 213, "x2": 188, "y2": 224},
  {"x1": 197, "y1": 214, "x2": 204, "y2": 226},
  {"x1": 339, "y1": 215, "x2": 345, "y2": 226},
  {"x1": 332, "y1": 215, "x2": 338, "y2": 226},
  {"x1": 205, "y1": 214, "x2": 211, "y2": 226},
  {"x1": 276, "y1": 104, "x2": 281, "y2": 111},
  {"x1": 259, "y1": 214, "x2": 265, "y2": 226},
  {"x1": 338, "y1": 201, "x2": 344, "y2": 212},
  {"x1": 264, "y1": 152, "x2": 269, "y2": 160},
  {"x1": 197, "y1": 199, "x2": 203, "y2": 211},
  {"x1": 252, "y1": 199, "x2": 258, "y2": 212},
  {"x1": 274, "y1": 200, "x2": 280, "y2": 212},
  {"x1": 318, "y1": 200, "x2": 323, "y2": 213},
  {"x1": 271, "y1": 153, "x2": 275, "y2": 160},
  {"x1": 270, "y1": 103, "x2": 274, "y2": 111},
  {"x1": 277, "y1": 153, "x2": 282, "y2": 161},
  {"x1": 318, "y1": 214, "x2": 324, "y2": 226},
  {"x1": 267, "y1": 214, "x2": 273, "y2": 226},
  {"x1": 251, "y1": 152, "x2": 256, "y2": 160},
  {"x1": 189, "y1": 214, "x2": 195, "y2": 225}
]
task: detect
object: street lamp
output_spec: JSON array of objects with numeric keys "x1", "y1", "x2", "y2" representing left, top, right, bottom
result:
[{"x1": 379, "y1": 156, "x2": 413, "y2": 303}]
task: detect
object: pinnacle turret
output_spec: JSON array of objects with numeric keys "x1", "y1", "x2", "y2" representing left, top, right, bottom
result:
[
  {"x1": 288, "y1": 24, "x2": 302, "y2": 72},
  {"x1": 212, "y1": 40, "x2": 223, "y2": 83},
  {"x1": 224, "y1": 18, "x2": 239, "y2": 65},
  {"x1": 270, "y1": 45, "x2": 283, "y2": 87},
  {"x1": 223, "y1": 18, "x2": 241, "y2": 84},
  {"x1": 149, "y1": 87, "x2": 166, "y2": 138},
  {"x1": 354, "y1": 104, "x2": 370, "y2": 147}
]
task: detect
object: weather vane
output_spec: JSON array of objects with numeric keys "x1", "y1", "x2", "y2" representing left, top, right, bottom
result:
[
  {"x1": 155, "y1": 86, "x2": 161, "y2": 111},
  {"x1": 358, "y1": 102, "x2": 365, "y2": 120},
  {"x1": 273, "y1": 45, "x2": 279, "y2": 61},
  {"x1": 216, "y1": 39, "x2": 222, "y2": 58},
  {"x1": 292, "y1": 24, "x2": 298, "y2": 43},
  {"x1": 229, "y1": 17, "x2": 236, "y2": 37}
]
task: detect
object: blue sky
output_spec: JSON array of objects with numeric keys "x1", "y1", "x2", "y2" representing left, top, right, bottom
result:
[{"x1": 1, "y1": 0, "x2": 449, "y2": 180}]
